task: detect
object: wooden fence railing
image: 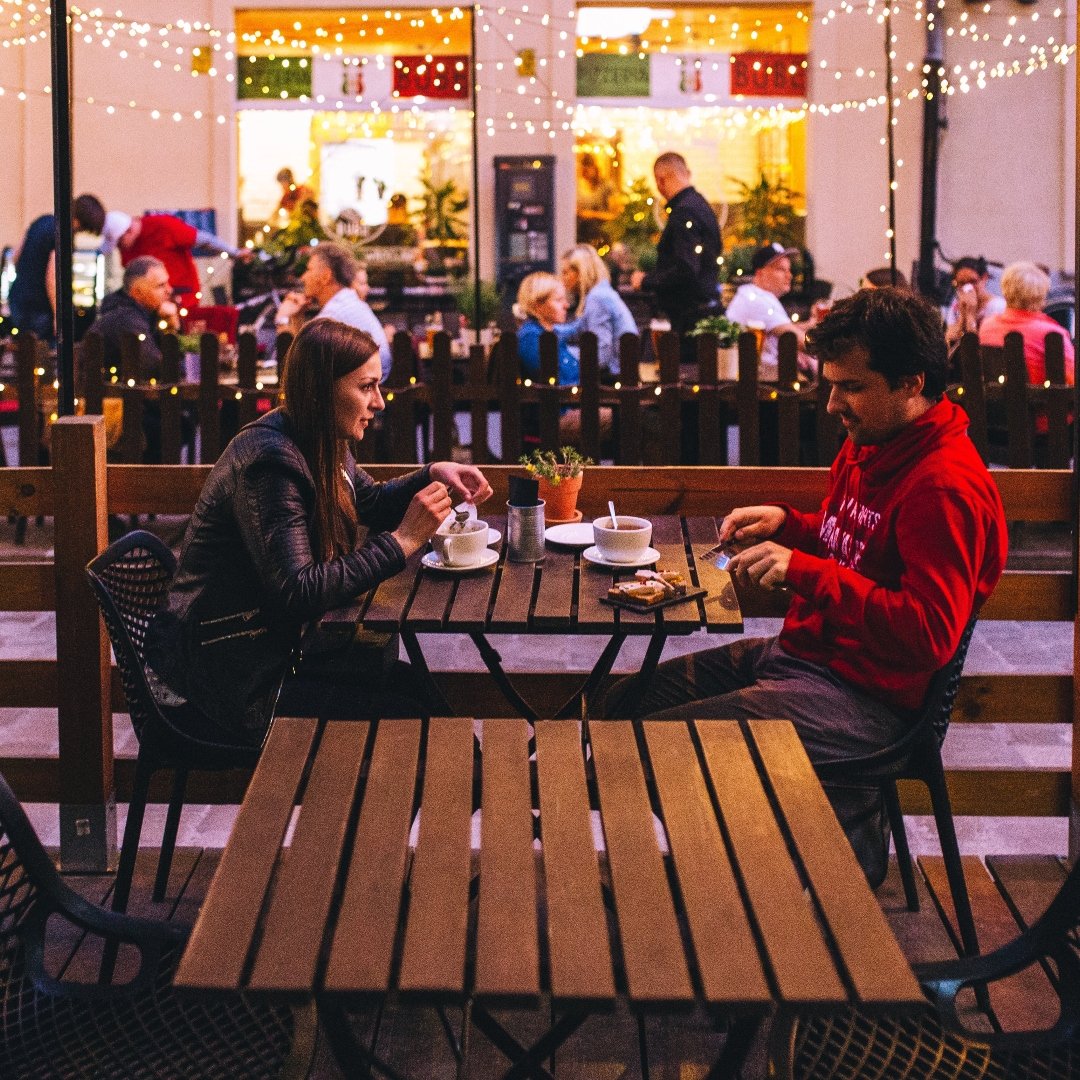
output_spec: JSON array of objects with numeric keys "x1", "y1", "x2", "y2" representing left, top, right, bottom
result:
[
  {"x1": 2, "y1": 419, "x2": 1077, "y2": 869},
  {"x1": 4, "y1": 324, "x2": 1072, "y2": 473}
]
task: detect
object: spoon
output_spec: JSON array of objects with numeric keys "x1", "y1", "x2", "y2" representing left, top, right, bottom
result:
[
  {"x1": 608, "y1": 499, "x2": 618, "y2": 530},
  {"x1": 451, "y1": 505, "x2": 471, "y2": 532}
]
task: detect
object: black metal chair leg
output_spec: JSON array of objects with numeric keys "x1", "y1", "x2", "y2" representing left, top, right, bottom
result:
[
  {"x1": 883, "y1": 782, "x2": 919, "y2": 911},
  {"x1": 154, "y1": 768, "x2": 188, "y2": 902},
  {"x1": 113, "y1": 755, "x2": 153, "y2": 914},
  {"x1": 101, "y1": 754, "x2": 154, "y2": 982},
  {"x1": 925, "y1": 763, "x2": 979, "y2": 959}
]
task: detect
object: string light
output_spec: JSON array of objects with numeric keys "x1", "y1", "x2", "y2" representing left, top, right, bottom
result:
[{"x1": 0, "y1": 0, "x2": 1067, "y2": 144}]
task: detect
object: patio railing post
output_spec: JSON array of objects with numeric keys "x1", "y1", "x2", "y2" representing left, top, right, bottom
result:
[{"x1": 52, "y1": 415, "x2": 115, "y2": 871}]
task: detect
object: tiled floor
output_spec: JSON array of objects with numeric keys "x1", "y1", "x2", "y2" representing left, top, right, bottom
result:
[{"x1": 1, "y1": 514, "x2": 1072, "y2": 857}]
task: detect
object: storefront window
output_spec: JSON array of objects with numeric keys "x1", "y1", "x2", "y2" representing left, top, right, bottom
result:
[
  {"x1": 234, "y1": 8, "x2": 473, "y2": 285},
  {"x1": 573, "y1": 4, "x2": 809, "y2": 267}
]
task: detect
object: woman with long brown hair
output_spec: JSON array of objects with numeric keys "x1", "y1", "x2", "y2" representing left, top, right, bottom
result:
[{"x1": 146, "y1": 318, "x2": 491, "y2": 745}]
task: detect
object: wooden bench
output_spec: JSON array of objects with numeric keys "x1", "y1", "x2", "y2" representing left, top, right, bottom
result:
[{"x1": 0, "y1": 421, "x2": 1075, "y2": 874}]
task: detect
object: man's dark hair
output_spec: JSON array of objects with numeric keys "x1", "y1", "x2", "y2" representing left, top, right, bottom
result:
[
  {"x1": 312, "y1": 242, "x2": 360, "y2": 288},
  {"x1": 804, "y1": 286, "x2": 948, "y2": 401},
  {"x1": 123, "y1": 255, "x2": 165, "y2": 292},
  {"x1": 73, "y1": 194, "x2": 105, "y2": 235}
]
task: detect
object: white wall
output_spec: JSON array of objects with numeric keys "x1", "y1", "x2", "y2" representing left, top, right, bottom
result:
[
  {"x1": 2, "y1": 0, "x2": 1075, "y2": 296},
  {"x1": 806, "y1": 0, "x2": 1076, "y2": 296}
]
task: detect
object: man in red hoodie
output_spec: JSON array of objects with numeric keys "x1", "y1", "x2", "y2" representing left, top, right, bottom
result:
[{"x1": 613, "y1": 287, "x2": 1008, "y2": 882}]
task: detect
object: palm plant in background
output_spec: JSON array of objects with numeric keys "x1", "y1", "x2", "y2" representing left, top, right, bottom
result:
[
  {"x1": 414, "y1": 174, "x2": 470, "y2": 242},
  {"x1": 728, "y1": 173, "x2": 803, "y2": 249}
]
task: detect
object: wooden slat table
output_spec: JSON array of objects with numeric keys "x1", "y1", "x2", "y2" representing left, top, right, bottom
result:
[
  {"x1": 322, "y1": 514, "x2": 744, "y2": 720},
  {"x1": 176, "y1": 716, "x2": 925, "y2": 1079}
]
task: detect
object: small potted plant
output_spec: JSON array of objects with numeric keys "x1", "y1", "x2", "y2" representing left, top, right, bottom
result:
[
  {"x1": 689, "y1": 314, "x2": 743, "y2": 380},
  {"x1": 518, "y1": 446, "x2": 593, "y2": 523}
]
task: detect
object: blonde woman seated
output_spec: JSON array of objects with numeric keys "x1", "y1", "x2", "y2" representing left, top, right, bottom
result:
[
  {"x1": 560, "y1": 244, "x2": 638, "y2": 375},
  {"x1": 515, "y1": 271, "x2": 611, "y2": 443},
  {"x1": 979, "y1": 261, "x2": 1074, "y2": 441}
]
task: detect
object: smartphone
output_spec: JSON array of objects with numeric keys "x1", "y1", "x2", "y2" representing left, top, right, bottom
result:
[{"x1": 702, "y1": 541, "x2": 738, "y2": 570}]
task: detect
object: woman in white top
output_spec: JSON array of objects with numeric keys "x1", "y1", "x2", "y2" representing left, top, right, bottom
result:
[{"x1": 560, "y1": 244, "x2": 639, "y2": 374}]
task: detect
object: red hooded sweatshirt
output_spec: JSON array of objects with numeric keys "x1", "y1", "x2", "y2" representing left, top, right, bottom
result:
[{"x1": 774, "y1": 398, "x2": 1007, "y2": 713}]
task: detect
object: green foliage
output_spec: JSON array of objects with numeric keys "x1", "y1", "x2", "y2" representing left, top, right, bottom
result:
[
  {"x1": 451, "y1": 278, "x2": 501, "y2": 327},
  {"x1": 259, "y1": 201, "x2": 330, "y2": 259},
  {"x1": 718, "y1": 244, "x2": 756, "y2": 286},
  {"x1": 728, "y1": 173, "x2": 802, "y2": 249},
  {"x1": 688, "y1": 314, "x2": 743, "y2": 348},
  {"x1": 518, "y1": 446, "x2": 593, "y2": 483},
  {"x1": 414, "y1": 175, "x2": 469, "y2": 242},
  {"x1": 607, "y1": 176, "x2": 661, "y2": 267}
]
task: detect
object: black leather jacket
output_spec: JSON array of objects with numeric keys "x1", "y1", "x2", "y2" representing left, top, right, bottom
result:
[{"x1": 146, "y1": 409, "x2": 430, "y2": 743}]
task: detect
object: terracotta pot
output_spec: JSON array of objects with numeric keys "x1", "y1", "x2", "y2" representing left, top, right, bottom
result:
[
  {"x1": 538, "y1": 472, "x2": 583, "y2": 522},
  {"x1": 717, "y1": 346, "x2": 739, "y2": 381}
]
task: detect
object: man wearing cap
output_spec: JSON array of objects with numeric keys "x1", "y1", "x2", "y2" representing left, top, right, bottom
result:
[
  {"x1": 725, "y1": 242, "x2": 814, "y2": 378},
  {"x1": 101, "y1": 211, "x2": 245, "y2": 300},
  {"x1": 8, "y1": 194, "x2": 106, "y2": 340},
  {"x1": 630, "y1": 152, "x2": 721, "y2": 365}
]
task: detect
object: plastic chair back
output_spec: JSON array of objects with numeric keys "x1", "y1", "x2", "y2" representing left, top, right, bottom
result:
[
  {"x1": 922, "y1": 613, "x2": 978, "y2": 747},
  {"x1": 86, "y1": 530, "x2": 176, "y2": 743}
]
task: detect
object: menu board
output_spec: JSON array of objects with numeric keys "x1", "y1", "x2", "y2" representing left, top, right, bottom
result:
[{"x1": 494, "y1": 156, "x2": 555, "y2": 294}]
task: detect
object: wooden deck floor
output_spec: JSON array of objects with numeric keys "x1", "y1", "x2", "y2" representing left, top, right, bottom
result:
[{"x1": 51, "y1": 850, "x2": 1068, "y2": 1079}]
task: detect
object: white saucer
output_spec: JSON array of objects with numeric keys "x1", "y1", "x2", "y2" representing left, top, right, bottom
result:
[
  {"x1": 487, "y1": 528, "x2": 501, "y2": 547},
  {"x1": 545, "y1": 522, "x2": 594, "y2": 547},
  {"x1": 581, "y1": 545, "x2": 661, "y2": 569},
  {"x1": 422, "y1": 548, "x2": 500, "y2": 573}
]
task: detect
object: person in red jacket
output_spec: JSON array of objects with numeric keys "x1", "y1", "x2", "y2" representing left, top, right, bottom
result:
[
  {"x1": 101, "y1": 210, "x2": 244, "y2": 299},
  {"x1": 609, "y1": 287, "x2": 1008, "y2": 883}
]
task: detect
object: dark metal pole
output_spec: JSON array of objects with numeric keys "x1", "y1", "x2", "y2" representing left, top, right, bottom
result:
[
  {"x1": 884, "y1": 4, "x2": 898, "y2": 284},
  {"x1": 50, "y1": 0, "x2": 76, "y2": 416},
  {"x1": 1071, "y1": 0, "x2": 1080, "y2": 863},
  {"x1": 916, "y1": 18, "x2": 945, "y2": 297},
  {"x1": 470, "y1": 5, "x2": 482, "y2": 345}
]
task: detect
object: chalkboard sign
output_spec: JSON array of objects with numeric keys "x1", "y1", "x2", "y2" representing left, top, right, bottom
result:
[{"x1": 494, "y1": 156, "x2": 556, "y2": 296}]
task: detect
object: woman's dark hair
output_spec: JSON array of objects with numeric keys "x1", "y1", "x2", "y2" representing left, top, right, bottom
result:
[
  {"x1": 953, "y1": 255, "x2": 988, "y2": 280},
  {"x1": 281, "y1": 319, "x2": 380, "y2": 560},
  {"x1": 805, "y1": 287, "x2": 949, "y2": 401}
]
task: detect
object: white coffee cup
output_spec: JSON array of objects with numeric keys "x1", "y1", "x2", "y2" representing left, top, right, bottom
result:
[
  {"x1": 432, "y1": 519, "x2": 489, "y2": 567},
  {"x1": 592, "y1": 515, "x2": 652, "y2": 563}
]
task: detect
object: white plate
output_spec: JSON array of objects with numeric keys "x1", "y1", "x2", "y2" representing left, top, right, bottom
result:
[
  {"x1": 487, "y1": 528, "x2": 501, "y2": 547},
  {"x1": 422, "y1": 548, "x2": 499, "y2": 573},
  {"x1": 581, "y1": 545, "x2": 661, "y2": 569},
  {"x1": 545, "y1": 522, "x2": 594, "y2": 547}
]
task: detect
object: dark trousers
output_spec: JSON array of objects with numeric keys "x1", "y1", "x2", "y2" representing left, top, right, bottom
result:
[{"x1": 604, "y1": 636, "x2": 911, "y2": 882}]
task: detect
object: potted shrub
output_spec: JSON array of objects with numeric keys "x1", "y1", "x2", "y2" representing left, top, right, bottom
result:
[
  {"x1": 452, "y1": 277, "x2": 502, "y2": 346},
  {"x1": 519, "y1": 446, "x2": 593, "y2": 523},
  {"x1": 689, "y1": 314, "x2": 743, "y2": 380}
]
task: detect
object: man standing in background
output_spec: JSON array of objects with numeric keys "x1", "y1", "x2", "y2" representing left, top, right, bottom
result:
[
  {"x1": 8, "y1": 194, "x2": 106, "y2": 340},
  {"x1": 631, "y1": 152, "x2": 721, "y2": 364}
]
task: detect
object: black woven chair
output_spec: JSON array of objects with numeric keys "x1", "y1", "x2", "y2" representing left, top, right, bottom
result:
[
  {"x1": 815, "y1": 615, "x2": 980, "y2": 959},
  {"x1": 86, "y1": 530, "x2": 261, "y2": 915},
  {"x1": 772, "y1": 857, "x2": 1080, "y2": 1080},
  {"x1": 0, "y1": 767, "x2": 316, "y2": 1079}
]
